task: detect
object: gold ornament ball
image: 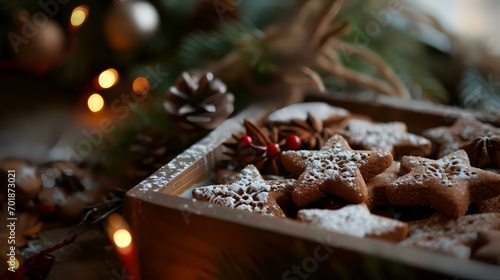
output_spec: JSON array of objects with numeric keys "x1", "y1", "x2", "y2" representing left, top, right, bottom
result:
[
  {"x1": 104, "y1": 0, "x2": 160, "y2": 52},
  {"x1": 10, "y1": 10, "x2": 65, "y2": 72}
]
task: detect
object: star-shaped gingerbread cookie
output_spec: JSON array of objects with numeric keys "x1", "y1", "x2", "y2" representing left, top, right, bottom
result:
[
  {"x1": 387, "y1": 150, "x2": 500, "y2": 217},
  {"x1": 401, "y1": 213, "x2": 500, "y2": 259},
  {"x1": 342, "y1": 119, "x2": 432, "y2": 159},
  {"x1": 192, "y1": 164, "x2": 295, "y2": 217},
  {"x1": 297, "y1": 204, "x2": 408, "y2": 242},
  {"x1": 422, "y1": 118, "x2": 500, "y2": 158},
  {"x1": 281, "y1": 134, "x2": 393, "y2": 206}
]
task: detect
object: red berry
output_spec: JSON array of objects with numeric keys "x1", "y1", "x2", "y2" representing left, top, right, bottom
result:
[
  {"x1": 285, "y1": 135, "x2": 301, "y2": 150},
  {"x1": 239, "y1": 135, "x2": 253, "y2": 147},
  {"x1": 266, "y1": 143, "x2": 281, "y2": 158}
]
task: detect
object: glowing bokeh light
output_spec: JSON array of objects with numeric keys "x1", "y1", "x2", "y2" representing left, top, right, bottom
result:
[
  {"x1": 113, "y1": 229, "x2": 132, "y2": 248},
  {"x1": 98, "y1": 68, "x2": 119, "y2": 89},
  {"x1": 88, "y1": 93, "x2": 104, "y2": 112},
  {"x1": 70, "y1": 6, "x2": 89, "y2": 27},
  {"x1": 132, "y1": 77, "x2": 150, "y2": 96},
  {"x1": 7, "y1": 257, "x2": 20, "y2": 270}
]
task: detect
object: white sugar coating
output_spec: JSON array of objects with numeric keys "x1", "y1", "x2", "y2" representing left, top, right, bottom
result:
[
  {"x1": 428, "y1": 131, "x2": 459, "y2": 156},
  {"x1": 401, "y1": 213, "x2": 500, "y2": 258},
  {"x1": 395, "y1": 153, "x2": 478, "y2": 187},
  {"x1": 405, "y1": 213, "x2": 500, "y2": 246},
  {"x1": 423, "y1": 118, "x2": 500, "y2": 157},
  {"x1": 136, "y1": 129, "x2": 225, "y2": 192},
  {"x1": 400, "y1": 236, "x2": 471, "y2": 259},
  {"x1": 298, "y1": 205, "x2": 405, "y2": 237},
  {"x1": 267, "y1": 102, "x2": 350, "y2": 123},
  {"x1": 294, "y1": 140, "x2": 369, "y2": 187},
  {"x1": 193, "y1": 165, "x2": 293, "y2": 216},
  {"x1": 345, "y1": 119, "x2": 430, "y2": 152}
]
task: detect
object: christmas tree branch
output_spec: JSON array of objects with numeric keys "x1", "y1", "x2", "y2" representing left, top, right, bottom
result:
[{"x1": 402, "y1": 6, "x2": 500, "y2": 77}]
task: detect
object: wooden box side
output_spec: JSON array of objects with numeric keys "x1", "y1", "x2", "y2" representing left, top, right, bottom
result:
[{"x1": 127, "y1": 93, "x2": 500, "y2": 279}]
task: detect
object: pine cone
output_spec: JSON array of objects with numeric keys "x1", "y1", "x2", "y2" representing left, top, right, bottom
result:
[
  {"x1": 127, "y1": 129, "x2": 173, "y2": 181},
  {"x1": 37, "y1": 161, "x2": 104, "y2": 223},
  {"x1": 38, "y1": 161, "x2": 91, "y2": 193},
  {"x1": 164, "y1": 71, "x2": 235, "y2": 130}
]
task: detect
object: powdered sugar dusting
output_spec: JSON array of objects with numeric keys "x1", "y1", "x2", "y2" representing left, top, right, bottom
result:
[
  {"x1": 192, "y1": 165, "x2": 293, "y2": 216},
  {"x1": 401, "y1": 213, "x2": 500, "y2": 257},
  {"x1": 344, "y1": 119, "x2": 430, "y2": 153},
  {"x1": 400, "y1": 236, "x2": 471, "y2": 259},
  {"x1": 298, "y1": 205, "x2": 405, "y2": 238},
  {"x1": 396, "y1": 152, "x2": 478, "y2": 188},
  {"x1": 136, "y1": 126, "x2": 227, "y2": 192},
  {"x1": 267, "y1": 102, "x2": 350, "y2": 123},
  {"x1": 294, "y1": 138, "x2": 369, "y2": 187},
  {"x1": 423, "y1": 118, "x2": 500, "y2": 157}
]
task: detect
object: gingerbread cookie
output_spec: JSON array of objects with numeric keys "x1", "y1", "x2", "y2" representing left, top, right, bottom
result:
[
  {"x1": 365, "y1": 161, "x2": 400, "y2": 209},
  {"x1": 422, "y1": 118, "x2": 500, "y2": 158},
  {"x1": 266, "y1": 102, "x2": 351, "y2": 129},
  {"x1": 297, "y1": 204, "x2": 408, "y2": 242},
  {"x1": 342, "y1": 119, "x2": 432, "y2": 159},
  {"x1": 387, "y1": 150, "x2": 500, "y2": 217},
  {"x1": 301, "y1": 195, "x2": 352, "y2": 211},
  {"x1": 193, "y1": 165, "x2": 295, "y2": 217},
  {"x1": 281, "y1": 134, "x2": 393, "y2": 206},
  {"x1": 468, "y1": 196, "x2": 500, "y2": 214},
  {"x1": 471, "y1": 230, "x2": 500, "y2": 265},
  {"x1": 401, "y1": 213, "x2": 500, "y2": 259}
]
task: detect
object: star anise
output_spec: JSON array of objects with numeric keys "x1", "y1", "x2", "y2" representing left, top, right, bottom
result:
[
  {"x1": 223, "y1": 119, "x2": 284, "y2": 175},
  {"x1": 461, "y1": 133, "x2": 500, "y2": 168},
  {"x1": 277, "y1": 113, "x2": 331, "y2": 150}
]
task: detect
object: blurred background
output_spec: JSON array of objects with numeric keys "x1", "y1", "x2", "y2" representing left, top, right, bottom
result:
[
  {"x1": 1, "y1": 1, "x2": 500, "y2": 278},
  {"x1": 1, "y1": 0, "x2": 500, "y2": 215}
]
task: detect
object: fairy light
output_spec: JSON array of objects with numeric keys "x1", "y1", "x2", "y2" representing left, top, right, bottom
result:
[
  {"x1": 98, "y1": 68, "x2": 119, "y2": 89},
  {"x1": 88, "y1": 93, "x2": 104, "y2": 112},
  {"x1": 132, "y1": 77, "x2": 150, "y2": 96},
  {"x1": 113, "y1": 229, "x2": 132, "y2": 248},
  {"x1": 7, "y1": 257, "x2": 20, "y2": 270},
  {"x1": 70, "y1": 6, "x2": 89, "y2": 27},
  {"x1": 107, "y1": 213, "x2": 141, "y2": 279}
]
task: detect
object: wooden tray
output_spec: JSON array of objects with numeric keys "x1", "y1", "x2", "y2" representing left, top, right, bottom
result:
[{"x1": 126, "y1": 92, "x2": 500, "y2": 279}]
